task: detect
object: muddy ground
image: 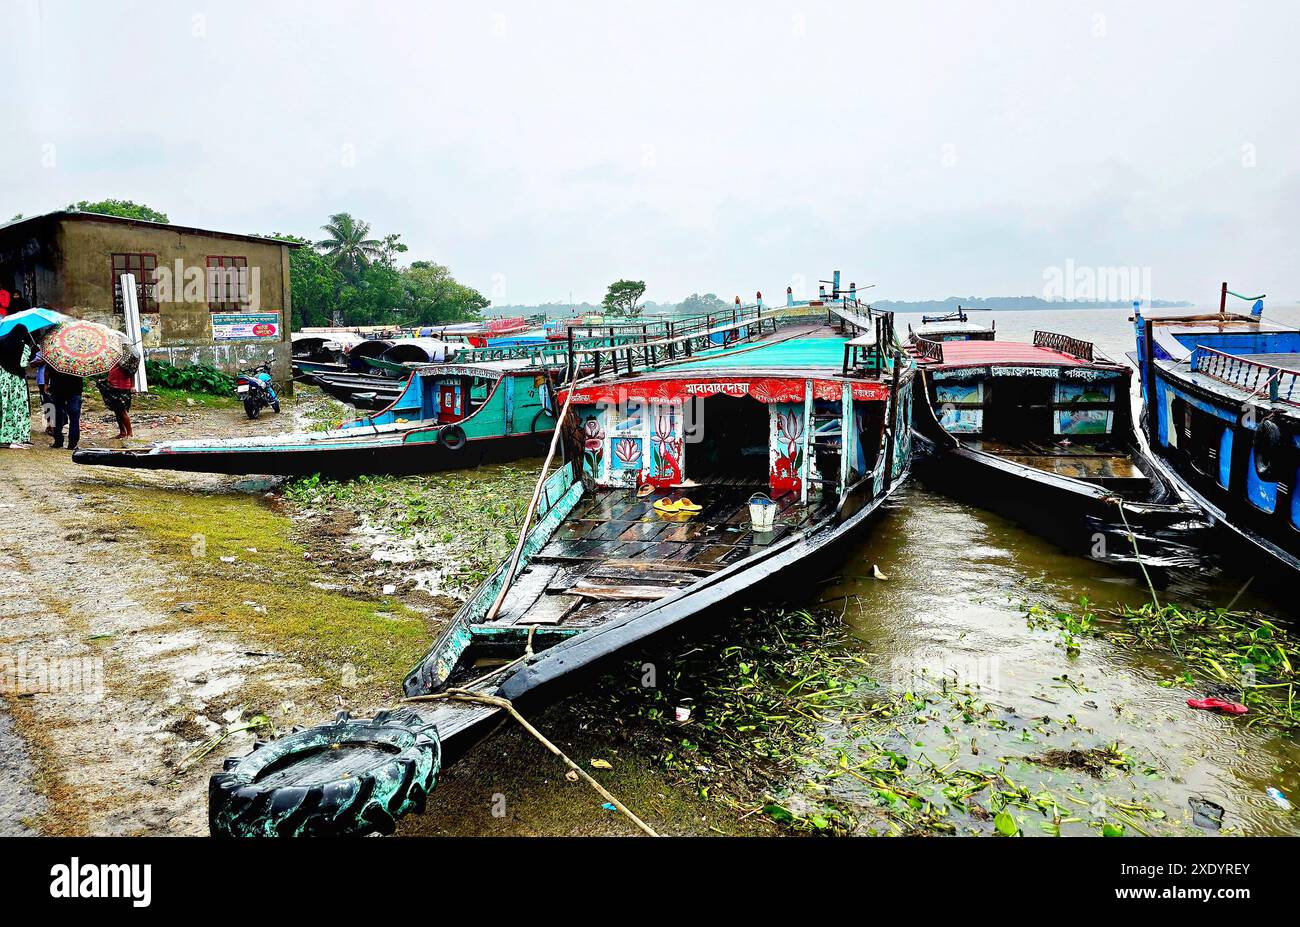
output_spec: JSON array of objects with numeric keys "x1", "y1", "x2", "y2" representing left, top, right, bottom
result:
[{"x1": 0, "y1": 385, "x2": 762, "y2": 837}]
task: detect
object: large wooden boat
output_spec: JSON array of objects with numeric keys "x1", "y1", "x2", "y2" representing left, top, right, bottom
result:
[
  {"x1": 1133, "y1": 287, "x2": 1300, "y2": 576},
  {"x1": 911, "y1": 331, "x2": 1201, "y2": 565},
  {"x1": 207, "y1": 283, "x2": 917, "y2": 836},
  {"x1": 906, "y1": 307, "x2": 995, "y2": 344},
  {"x1": 72, "y1": 363, "x2": 559, "y2": 477}
]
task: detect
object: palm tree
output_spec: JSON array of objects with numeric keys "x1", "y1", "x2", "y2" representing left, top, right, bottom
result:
[{"x1": 317, "y1": 213, "x2": 383, "y2": 283}]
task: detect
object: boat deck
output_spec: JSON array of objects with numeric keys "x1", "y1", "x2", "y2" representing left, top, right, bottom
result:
[
  {"x1": 1237, "y1": 353, "x2": 1300, "y2": 373},
  {"x1": 478, "y1": 486, "x2": 829, "y2": 633},
  {"x1": 965, "y1": 438, "x2": 1146, "y2": 481}
]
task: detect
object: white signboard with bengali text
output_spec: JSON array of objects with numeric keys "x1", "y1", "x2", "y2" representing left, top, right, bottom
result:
[{"x1": 211, "y1": 311, "x2": 282, "y2": 342}]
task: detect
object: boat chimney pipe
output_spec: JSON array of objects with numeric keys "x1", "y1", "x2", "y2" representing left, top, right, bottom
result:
[
  {"x1": 1220, "y1": 281, "x2": 1228, "y2": 315},
  {"x1": 832, "y1": 270, "x2": 841, "y2": 298},
  {"x1": 849, "y1": 282, "x2": 857, "y2": 303},
  {"x1": 756, "y1": 291, "x2": 762, "y2": 310}
]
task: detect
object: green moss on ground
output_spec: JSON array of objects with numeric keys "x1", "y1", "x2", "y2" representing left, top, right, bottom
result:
[{"x1": 101, "y1": 485, "x2": 432, "y2": 692}]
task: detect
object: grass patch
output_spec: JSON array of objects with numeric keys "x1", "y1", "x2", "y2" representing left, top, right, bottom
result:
[
  {"x1": 284, "y1": 465, "x2": 539, "y2": 596},
  {"x1": 135, "y1": 388, "x2": 240, "y2": 410},
  {"x1": 100, "y1": 484, "x2": 433, "y2": 693}
]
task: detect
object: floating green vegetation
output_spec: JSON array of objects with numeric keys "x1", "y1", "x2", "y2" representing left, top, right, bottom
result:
[
  {"x1": 570, "y1": 608, "x2": 1176, "y2": 837},
  {"x1": 284, "y1": 465, "x2": 538, "y2": 593},
  {"x1": 1030, "y1": 599, "x2": 1300, "y2": 736}
]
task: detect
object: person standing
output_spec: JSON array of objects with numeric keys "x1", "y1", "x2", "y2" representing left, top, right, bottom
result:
[
  {"x1": 48, "y1": 367, "x2": 84, "y2": 450},
  {"x1": 32, "y1": 352, "x2": 55, "y2": 435},
  {"x1": 0, "y1": 341, "x2": 32, "y2": 448},
  {"x1": 97, "y1": 356, "x2": 137, "y2": 439}
]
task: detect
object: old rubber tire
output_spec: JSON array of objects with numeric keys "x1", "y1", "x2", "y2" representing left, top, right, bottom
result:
[
  {"x1": 209, "y1": 709, "x2": 440, "y2": 837},
  {"x1": 244, "y1": 396, "x2": 260, "y2": 420},
  {"x1": 439, "y1": 423, "x2": 467, "y2": 451},
  {"x1": 272, "y1": 400, "x2": 281, "y2": 414},
  {"x1": 1253, "y1": 418, "x2": 1284, "y2": 481},
  {"x1": 530, "y1": 408, "x2": 555, "y2": 449}
]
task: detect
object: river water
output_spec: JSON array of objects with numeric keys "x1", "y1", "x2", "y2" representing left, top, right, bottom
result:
[{"x1": 810, "y1": 305, "x2": 1300, "y2": 835}]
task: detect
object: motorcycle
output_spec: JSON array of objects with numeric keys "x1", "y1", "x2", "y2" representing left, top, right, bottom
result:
[{"x1": 236, "y1": 352, "x2": 281, "y2": 419}]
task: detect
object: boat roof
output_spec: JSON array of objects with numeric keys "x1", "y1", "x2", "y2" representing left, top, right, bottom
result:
[
  {"x1": 916, "y1": 340, "x2": 1120, "y2": 370},
  {"x1": 915, "y1": 320, "x2": 990, "y2": 334},
  {"x1": 669, "y1": 329, "x2": 852, "y2": 373}
]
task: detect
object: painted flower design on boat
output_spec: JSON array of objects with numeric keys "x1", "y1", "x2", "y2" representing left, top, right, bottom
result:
[
  {"x1": 771, "y1": 407, "x2": 804, "y2": 493},
  {"x1": 612, "y1": 436, "x2": 642, "y2": 469},
  {"x1": 647, "y1": 406, "x2": 683, "y2": 486},
  {"x1": 582, "y1": 415, "x2": 605, "y2": 477}
]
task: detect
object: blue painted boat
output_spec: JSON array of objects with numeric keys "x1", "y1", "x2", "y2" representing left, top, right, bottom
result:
[{"x1": 1133, "y1": 286, "x2": 1300, "y2": 575}]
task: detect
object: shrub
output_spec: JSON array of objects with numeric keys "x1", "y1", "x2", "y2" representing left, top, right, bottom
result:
[{"x1": 144, "y1": 360, "x2": 237, "y2": 396}]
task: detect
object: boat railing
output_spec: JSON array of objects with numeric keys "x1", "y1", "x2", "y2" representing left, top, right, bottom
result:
[
  {"x1": 1034, "y1": 330, "x2": 1094, "y2": 361},
  {"x1": 561, "y1": 300, "x2": 843, "y2": 381},
  {"x1": 1191, "y1": 345, "x2": 1300, "y2": 405},
  {"x1": 912, "y1": 337, "x2": 944, "y2": 363}
]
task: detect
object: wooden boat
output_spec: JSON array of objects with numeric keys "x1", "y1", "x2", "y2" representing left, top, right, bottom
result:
[
  {"x1": 1133, "y1": 287, "x2": 1300, "y2": 576},
  {"x1": 911, "y1": 331, "x2": 1201, "y2": 565},
  {"x1": 207, "y1": 282, "x2": 918, "y2": 836},
  {"x1": 72, "y1": 363, "x2": 558, "y2": 477},
  {"x1": 906, "y1": 307, "x2": 994, "y2": 344},
  {"x1": 290, "y1": 332, "x2": 370, "y2": 380}
]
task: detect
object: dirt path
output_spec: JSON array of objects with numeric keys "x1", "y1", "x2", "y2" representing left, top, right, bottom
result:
[{"x1": 0, "y1": 390, "x2": 338, "y2": 835}]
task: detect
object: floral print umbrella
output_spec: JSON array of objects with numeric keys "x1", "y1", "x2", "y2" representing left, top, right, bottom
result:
[{"x1": 40, "y1": 320, "x2": 126, "y2": 377}]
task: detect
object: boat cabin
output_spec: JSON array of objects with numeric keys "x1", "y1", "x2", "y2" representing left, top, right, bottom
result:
[{"x1": 915, "y1": 332, "x2": 1146, "y2": 490}]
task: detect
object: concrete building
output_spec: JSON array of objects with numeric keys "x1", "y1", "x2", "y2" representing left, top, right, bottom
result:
[{"x1": 0, "y1": 211, "x2": 300, "y2": 382}]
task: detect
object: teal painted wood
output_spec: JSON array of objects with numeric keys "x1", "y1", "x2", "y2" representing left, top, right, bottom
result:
[{"x1": 410, "y1": 465, "x2": 584, "y2": 690}]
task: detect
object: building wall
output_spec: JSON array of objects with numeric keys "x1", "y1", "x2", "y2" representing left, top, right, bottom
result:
[
  {"x1": 49, "y1": 218, "x2": 295, "y2": 385},
  {"x1": 12, "y1": 217, "x2": 293, "y2": 382}
]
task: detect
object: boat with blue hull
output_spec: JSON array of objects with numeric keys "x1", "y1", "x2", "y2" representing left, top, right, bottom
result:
[
  {"x1": 1133, "y1": 286, "x2": 1300, "y2": 577},
  {"x1": 72, "y1": 362, "x2": 559, "y2": 477},
  {"x1": 206, "y1": 280, "x2": 918, "y2": 836}
]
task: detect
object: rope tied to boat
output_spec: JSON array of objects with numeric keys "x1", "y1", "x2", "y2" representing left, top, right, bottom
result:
[
  {"x1": 402, "y1": 687, "x2": 660, "y2": 837},
  {"x1": 1110, "y1": 497, "x2": 1184, "y2": 659}
]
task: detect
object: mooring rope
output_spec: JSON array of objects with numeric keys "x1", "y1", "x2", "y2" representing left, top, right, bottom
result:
[
  {"x1": 1111, "y1": 498, "x2": 1183, "y2": 659},
  {"x1": 403, "y1": 687, "x2": 660, "y2": 837}
]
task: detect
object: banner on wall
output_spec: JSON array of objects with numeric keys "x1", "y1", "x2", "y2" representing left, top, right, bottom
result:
[{"x1": 212, "y1": 311, "x2": 283, "y2": 341}]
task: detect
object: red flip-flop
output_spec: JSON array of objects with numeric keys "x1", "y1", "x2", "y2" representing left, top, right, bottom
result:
[{"x1": 1186, "y1": 697, "x2": 1248, "y2": 715}]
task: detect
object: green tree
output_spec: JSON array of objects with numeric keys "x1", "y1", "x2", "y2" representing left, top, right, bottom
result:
[
  {"x1": 264, "y1": 233, "x2": 344, "y2": 329},
  {"x1": 317, "y1": 213, "x2": 384, "y2": 282},
  {"x1": 398, "y1": 262, "x2": 488, "y2": 326},
  {"x1": 678, "y1": 292, "x2": 727, "y2": 315},
  {"x1": 602, "y1": 279, "x2": 646, "y2": 318},
  {"x1": 67, "y1": 199, "x2": 168, "y2": 223}
]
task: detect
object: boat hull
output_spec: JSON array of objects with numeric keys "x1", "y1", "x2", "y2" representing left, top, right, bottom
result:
[{"x1": 72, "y1": 431, "x2": 549, "y2": 478}]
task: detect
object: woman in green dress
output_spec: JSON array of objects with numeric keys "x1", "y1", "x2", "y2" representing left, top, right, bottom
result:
[{"x1": 0, "y1": 344, "x2": 33, "y2": 447}]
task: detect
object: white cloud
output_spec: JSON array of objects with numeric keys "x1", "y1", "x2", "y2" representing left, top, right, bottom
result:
[{"x1": 4, "y1": 0, "x2": 1298, "y2": 304}]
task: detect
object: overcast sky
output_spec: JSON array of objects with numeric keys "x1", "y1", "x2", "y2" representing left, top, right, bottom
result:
[{"x1": 3, "y1": 0, "x2": 1298, "y2": 306}]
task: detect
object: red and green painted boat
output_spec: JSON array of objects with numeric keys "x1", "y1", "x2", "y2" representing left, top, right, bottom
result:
[
  {"x1": 72, "y1": 362, "x2": 561, "y2": 477},
  {"x1": 206, "y1": 277, "x2": 919, "y2": 836}
]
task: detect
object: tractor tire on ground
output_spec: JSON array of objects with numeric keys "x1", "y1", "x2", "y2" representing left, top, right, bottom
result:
[{"x1": 209, "y1": 708, "x2": 440, "y2": 837}]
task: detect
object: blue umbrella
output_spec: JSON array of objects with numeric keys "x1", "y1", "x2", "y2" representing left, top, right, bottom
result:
[{"x1": 0, "y1": 307, "x2": 71, "y2": 338}]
